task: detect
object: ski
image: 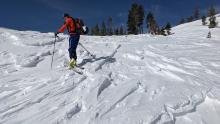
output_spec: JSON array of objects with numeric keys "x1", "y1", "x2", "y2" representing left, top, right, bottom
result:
[
  {"x1": 69, "y1": 66, "x2": 84, "y2": 75},
  {"x1": 75, "y1": 65, "x2": 85, "y2": 70}
]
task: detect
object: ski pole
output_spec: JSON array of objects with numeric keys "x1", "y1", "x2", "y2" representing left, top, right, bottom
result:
[
  {"x1": 79, "y1": 42, "x2": 95, "y2": 58},
  {"x1": 51, "y1": 36, "x2": 58, "y2": 69}
]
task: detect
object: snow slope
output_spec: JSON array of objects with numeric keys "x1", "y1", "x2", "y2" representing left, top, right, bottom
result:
[{"x1": 0, "y1": 16, "x2": 220, "y2": 124}]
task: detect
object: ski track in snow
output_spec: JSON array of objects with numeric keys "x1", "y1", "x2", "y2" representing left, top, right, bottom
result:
[{"x1": 1, "y1": 16, "x2": 220, "y2": 124}]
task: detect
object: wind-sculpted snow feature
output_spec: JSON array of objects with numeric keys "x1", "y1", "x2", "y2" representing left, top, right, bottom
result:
[
  {"x1": 94, "y1": 44, "x2": 121, "y2": 72},
  {"x1": 0, "y1": 16, "x2": 220, "y2": 124}
]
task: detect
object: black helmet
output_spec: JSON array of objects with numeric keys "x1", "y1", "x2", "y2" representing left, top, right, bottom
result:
[{"x1": 63, "y1": 13, "x2": 70, "y2": 18}]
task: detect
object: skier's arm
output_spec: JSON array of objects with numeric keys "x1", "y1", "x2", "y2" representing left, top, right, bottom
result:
[
  {"x1": 58, "y1": 22, "x2": 68, "y2": 33},
  {"x1": 58, "y1": 18, "x2": 72, "y2": 33}
]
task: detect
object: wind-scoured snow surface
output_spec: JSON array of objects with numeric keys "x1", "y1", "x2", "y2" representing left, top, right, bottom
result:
[{"x1": 1, "y1": 16, "x2": 220, "y2": 124}]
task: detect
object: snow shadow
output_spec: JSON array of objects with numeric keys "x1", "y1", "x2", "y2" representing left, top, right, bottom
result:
[
  {"x1": 78, "y1": 44, "x2": 121, "y2": 68},
  {"x1": 78, "y1": 56, "x2": 116, "y2": 67}
]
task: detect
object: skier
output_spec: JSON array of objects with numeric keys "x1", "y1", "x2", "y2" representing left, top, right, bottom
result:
[{"x1": 55, "y1": 13, "x2": 80, "y2": 68}]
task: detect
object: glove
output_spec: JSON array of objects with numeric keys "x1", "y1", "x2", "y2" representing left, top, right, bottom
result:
[{"x1": 54, "y1": 32, "x2": 59, "y2": 37}]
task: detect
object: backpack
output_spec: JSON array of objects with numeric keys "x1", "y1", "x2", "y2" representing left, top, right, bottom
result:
[{"x1": 73, "y1": 18, "x2": 89, "y2": 35}]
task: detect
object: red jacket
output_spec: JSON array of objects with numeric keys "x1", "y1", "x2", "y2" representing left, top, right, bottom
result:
[{"x1": 58, "y1": 17, "x2": 76, "y2": 34}]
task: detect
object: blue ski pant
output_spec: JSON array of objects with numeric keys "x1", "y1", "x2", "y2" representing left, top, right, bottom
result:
[{"x1": 68, "y1": 34, "x2": 80, "y2": 60}]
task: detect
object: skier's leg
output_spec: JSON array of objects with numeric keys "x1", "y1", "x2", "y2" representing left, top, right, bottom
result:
[
  {"x1": 72, "y1": 35, "x2": 80, "y2": 61},
  {"x1": 72, "y1": 50, "x2": 77, "y2": 61},
  {"x1": 68, "y1": 36, "x2": 74, "y2": 59},
  {"x1": 68, "y1": 36, "x2": 77, "y2": 68}
]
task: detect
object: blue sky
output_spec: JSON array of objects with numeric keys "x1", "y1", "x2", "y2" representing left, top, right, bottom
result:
[{"x1": 0, "y1": 0, "x2": 220, "y2": 33}]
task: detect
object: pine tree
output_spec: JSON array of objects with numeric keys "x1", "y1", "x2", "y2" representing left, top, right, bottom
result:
[
  {"x1": 127, "y1": 10, "x2": 133, "y2": 34},
  {"x1": 137, "y1": 5, "x2": 145, "y2": 34},
  {"x1": 119, "y1": 26, "x2": 124, "y2": 35},
  {"x1": 187, "y1": 16, "x2": 194, "y2": 22},
  {"x1": 179, "y1": 18, "x2": 185, "y2": 24},
  {"x1": 107, "y1": 17, "x2": 113, "y2": 35},
  {"x1": 156, "y1": 26, "x2": 161, "y2": 35},
  {"x1": 127, "y1": 9, "x2": 135, "y2": 34},
  {"x1": 202, "y1": 16, "x2": 207, "y2": 25},
  {"x1": 127, "y1": 3, "x2": 139, "y2": 34},
  {"x1": 208, "y1": 5, "x2": 216, "y2": 17},
  {"x1": 209, "y1": 16, "x2": 217, "y2": 28},
  {"x1": 146, "y1": 12, "x2": 153, "y2": 29},
  {"x1": 115, "y1": 28, "x2": 119, "y2": 35},
  {"x1": 94, "y1": 24, "x2": 100, "y2": 35},
  {"x1": 194, "y1": 7, "x2": 200, "y2": 20},
  {"x1": 101, "y1": 21, "x2": 107, "y2": 36},
  {"x1": 160, "y1": 27, "x2": 166, "y2": 36},
  {"x1": 165, "y1": 22, "x2": 172, "y2": 35},
  {"x1": 124, "y1": 28, "x2": 127, "y2": 35},
  {"x1": 91, "y1": 27, "x2": 96, "y2": 35},
  {"x1": 146, "y1": 12, "x2": 158, "y2": 34},
  {"x1": 208, "y1": 6, "x2": 218, "y2": 28}
]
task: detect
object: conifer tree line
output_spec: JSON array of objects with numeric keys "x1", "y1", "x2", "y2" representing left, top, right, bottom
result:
[
  {"x1": 90, "y1": 3, "x2": 218, "y2": 36},
  {"x1": 179, "y1": 7, "x2": 201, "y2": 24},
  {"x1": 90, "y1": 3, "x2": 171, "y2": 36},
  {"x1": 90, "y1": 17, "x2": 126, "y2": 36},
  {"x1": 127, "y1": 3, "x2": 171, "y2": 36},
  {"x1": 179, "y1": 5, "x2": 218, "y2": 28}
]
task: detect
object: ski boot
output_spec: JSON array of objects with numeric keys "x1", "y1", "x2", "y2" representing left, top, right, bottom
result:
[{"x1": 69, "y1": 59, "x2": 76, "y2": 68}]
